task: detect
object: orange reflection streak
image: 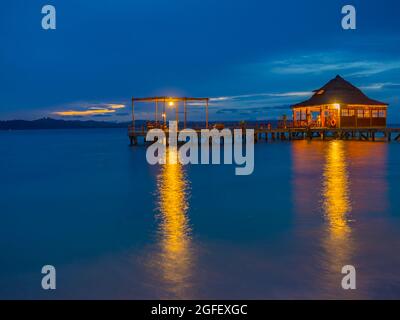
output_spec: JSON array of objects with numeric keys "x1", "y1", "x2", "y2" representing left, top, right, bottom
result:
[
  {"x1": 292, "y1": 141, "x2": 354, "y2": 288},
  {"x1": 292, "y1": 140, "x2": 389, "y2": 296},
  {"x1": 322, "y1": 141, "x2": 351, "y2": 239},
  {"x1": 321, "y1": 141, "x2": 354, "y2": 281},
  {"x1": 155, "y1": 148, "x2": 194, "y2": 299}
]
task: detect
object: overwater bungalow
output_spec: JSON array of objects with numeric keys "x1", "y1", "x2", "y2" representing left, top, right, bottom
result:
[
  {"x1": 292, "y1": 75, "x2": 388, "y2": 128},
  {"x1": 128, "y1": 77, "x2": 399, "y2": 145}
]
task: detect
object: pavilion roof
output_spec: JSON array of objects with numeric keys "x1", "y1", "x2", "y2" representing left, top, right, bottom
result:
[
  {"x1": 292, "y1": 75, "x2": 387, "y2": 108},
  {"x1": 132, "y1": 97, "x2": 209, "y2": 102}
]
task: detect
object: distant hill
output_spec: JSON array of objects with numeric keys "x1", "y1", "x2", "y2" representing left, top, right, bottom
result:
[
  {"x1": 0, "y1": 118, "x2": 132, "y2": 130},
  {"x1": 0, "y1": 118, "x2": 279, "y2": 130},
  {"x1": 1, "y1": 117, "x2": 398, "y2": 131}
]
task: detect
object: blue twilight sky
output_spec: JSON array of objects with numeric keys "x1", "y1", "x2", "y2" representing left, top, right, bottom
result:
[{"x1": 0, "y1": 0, "x2": 400, "y2": 122}]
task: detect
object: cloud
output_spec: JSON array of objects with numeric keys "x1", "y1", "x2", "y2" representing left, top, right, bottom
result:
[
  {"x1": 53, "y1": 109, "x2": 116, "y2": 116},
  {"x1": 53, "y1": 103, "x2": 126, "y2": 117},
  {"x1": 93, "y1": 114, "x2": 113, "y2": 117},
  {"x1": 108, "y1": 104, "x2": 126, "y2": 109},
  {"x1": 268, "y1": 52, "x2": 400, "y2": 77},
  {"x1": 208, "y1": 91, "x2": 311, "y2": 111},
  {"x1": 184, "y1": 92, "x2": 311, "y2": 117},
  {"x1": 216, "y1": 104, "x2": 291, "y2": 114},
  {"x1": 210, "y1": 91, "x2": 311, "y2": 102},
  {"x1": 360, "y1": 82, "x2": 400, "y2": 91},
  {"x1": 207, "y1": 91, "x2": 305, "y2": 120}
]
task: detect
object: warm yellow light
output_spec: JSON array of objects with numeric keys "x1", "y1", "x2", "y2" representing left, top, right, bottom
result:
[
  {"x1": 321, "y1": 140, "x2": 354, "y2": 285},
  {"x1": 333, "y1": 103, "x2": 341, "y2": 109},
  {"x1": 168, "y1": 101, "x2": 174, "y2": 107},
  {"x1": 323, "y1": 141, "x2": 351, "y2": 238},
  {"x1": 162, "y1": 112, "x2": 166, "y2": 118},
  {"x1": 153, "y1": 147, "x2": 193, "y2": 298},
  {"x1": 53, "y1": 109, "x2": 116, "y2": 116}
]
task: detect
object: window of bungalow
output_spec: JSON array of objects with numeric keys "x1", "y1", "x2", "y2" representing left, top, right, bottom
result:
[
  {"x1": 372, "y1": 110, "x2": 379, "y2": 118},
  {"x1": 357, "y1": 109, "x2": 364, "y2": 118},
  {"x1": 364, "y1": 110, "x2": 370, "y2": 118},
  {"x1": 379, "y1": 110, "x2": 386, "y2": 118},
  {"x1": 296, "y1": 111, "x2": 306, "y2": 121},
  {"x1": 342, "y1": 109, "x2": 355, "y2": 117}
]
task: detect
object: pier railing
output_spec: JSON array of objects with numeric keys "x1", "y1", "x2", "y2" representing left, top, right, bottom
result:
[{"x1": 128, "y1": 123, "x2": 400, "y2": 145}]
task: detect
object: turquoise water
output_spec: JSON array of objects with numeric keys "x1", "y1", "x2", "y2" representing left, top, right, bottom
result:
[{"x1": 1, "y1": 129, "x2": 400, "y2": 299}]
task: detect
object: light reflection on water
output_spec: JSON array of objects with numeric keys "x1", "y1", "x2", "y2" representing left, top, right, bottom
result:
[
  {"x1": 1, "y1": 131, "x2": 400, "y2": 299},
  {"x1": 151, "y1": 148, "x2": 194, "y2": 299},
  {"x1": 321, "y1": 141, "x2": 354, "y2": 285},
  {"x1": 293, "y1": 140, "x2": 390, "y2": 297}
]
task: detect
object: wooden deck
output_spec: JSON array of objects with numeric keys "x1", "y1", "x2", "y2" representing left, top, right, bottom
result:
[{"x1": 128, "y1": 126, "x2": 400, "y2": 145}]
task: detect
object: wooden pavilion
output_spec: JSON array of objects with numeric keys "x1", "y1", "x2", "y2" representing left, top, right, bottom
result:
[
  {"x1": 130, "y1": 96, "x2": 210, "y2": 131},
  {"x1": 291, "y1": 75, "x2": 388, "y2": 128}
]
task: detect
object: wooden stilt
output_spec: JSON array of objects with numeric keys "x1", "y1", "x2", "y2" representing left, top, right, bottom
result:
[
  {"x1": 206, "y1": 99, "x2": 209, "y2": 129},
  {"x1": 127, "y1": 121, "x2": 400, "y2": 145},
  {"x1": 184, "y1": 99, "x2": 187, "y2": 129}
]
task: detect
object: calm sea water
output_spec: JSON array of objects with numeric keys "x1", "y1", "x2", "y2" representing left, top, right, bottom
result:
[{"x1": 1, "y1": 128, "x2": 400, "y2": 299}]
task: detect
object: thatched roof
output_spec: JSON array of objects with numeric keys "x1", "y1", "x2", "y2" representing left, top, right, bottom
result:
[{"x1": 292, "y1": 75, "x2": 387, "y2": 108}]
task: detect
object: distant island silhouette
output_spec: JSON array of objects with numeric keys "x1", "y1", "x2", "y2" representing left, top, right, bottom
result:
[
  {"x1": 0, "y1": 118, "x2": 131, "y2": 130},
  {"x1": 1, "y1": 117, "x2": 398, "y2": 131},
  {"x1": 0, "y1": 118, "x2": 279, "y2": 131}
]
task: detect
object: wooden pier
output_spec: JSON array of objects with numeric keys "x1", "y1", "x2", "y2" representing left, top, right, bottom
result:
[
  {"x1": 128, "y1": 126, "x2": 400, "y2": 145},
  {"x1": 127, "y1": 93, "x2": 399, "y2": 146}
]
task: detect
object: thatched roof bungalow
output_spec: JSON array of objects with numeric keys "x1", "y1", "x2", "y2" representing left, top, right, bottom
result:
[{"x1": 291, "y1": 75, "x2": 388, "y2": 128}]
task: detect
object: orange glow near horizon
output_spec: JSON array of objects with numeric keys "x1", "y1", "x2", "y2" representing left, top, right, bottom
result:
[
  {"x1": 53, "y1": 109, "x2": 116, "y2": 116},
  {"x1": 53, "y1": 103, "x2": 125, "y2": 116},
  {"x1": 108, "y1": 104, "x2": 126, "y2": 109}
]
